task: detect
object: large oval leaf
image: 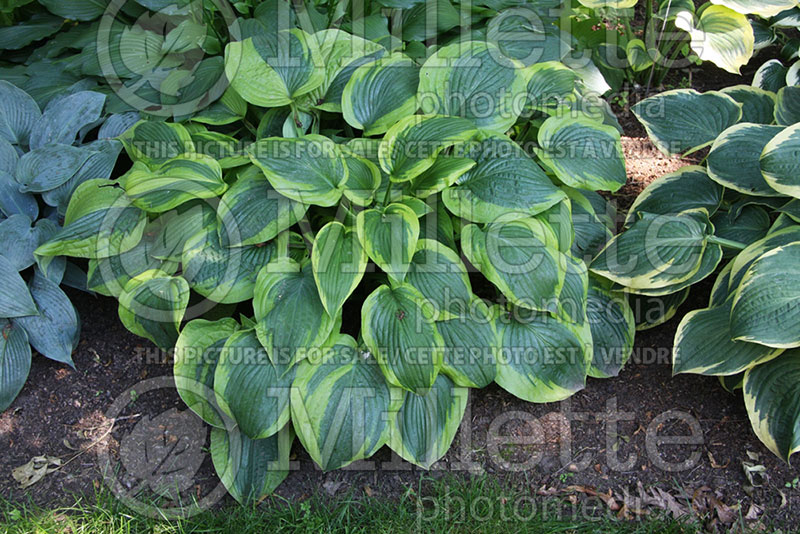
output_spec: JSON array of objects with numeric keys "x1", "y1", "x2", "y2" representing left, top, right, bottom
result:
[
  {"x1": 311, "y1": 221, "x2": 368, "y2": 317},
  {"x1": 719, "y1": 85, "x2": 776, "y2": 124},
  {"x1": 707, "y1": 124, "x2": 785, "y2": 197},
  {"x1": 357, "y1": 202, "x2": 419, "y2": 283},
  {"x1": 121, "y1": 121, "x2": 194, "y2": 166},
  {"x1": 0, "y1": 80, "x2": 41, "y2": 146},
  {"x1": 675, "y1": 5, "x2": 754, "y2": 74},
  {"x1": 438, "y1": 302, "x2": 498, "y2": 388},
  {"x1": 710, "y1": 0, "x2": 798, "y2": 17},
  {"x1": 761, "y1": 123, "x2": 800, "y2": 198},
  {"x1": 752, "y1": 59, "x2": 787, "y2": 93},
  {"x1": 626, "y1": 166, "x2": 723, "y2": 225},
  {"x1": 0, "y1": 255, "x2": 37, "y2": 317},
  {"x1": 586, "y1": 284, "x2": 635, "y2": 378},
  {"x1": 406, "y1": 239, "x2": 472, "y2": 319},
  {"x1": 0, "y1": 320, "x2": 31, "y2": 412},
  {"x1": 118, "y1": 270, "x2": 190, "y2": 350},
  {"x1": 775, "y1": 86, "x2": 800, "y2": 126}
]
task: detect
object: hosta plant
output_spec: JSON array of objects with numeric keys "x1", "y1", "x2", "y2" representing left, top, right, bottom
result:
[
  {"x1": 591, "y1": 85, "x2": 800, "y2": 462},
  {"x1": 0, "y1": 80, "x2": 124, "y2": 410}
]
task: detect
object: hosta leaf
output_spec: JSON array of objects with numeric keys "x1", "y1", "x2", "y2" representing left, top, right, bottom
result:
[
  {"x1": 586, "y1": 284, "x2": 635, "y2": 378},
  {"x1": 752, "y1": 59, "x2": 787, "y2": 93},
  {"x1": 710, "y1": 0, "x2": 798, "y2": 18},
  {"x1": 419, "y1": 200, "x2": 457, "y2": 251},
  {"x1": 361, "y1": 283, "x2": 443, "y2": 392},
  {"x1": 121, "y1": 121, "x2": 194, "y2": 166},
  {"x1": 406, "y1": 239, "x2": 472, "y2": 319},
  {"x1": 248, "y1": 135, "x2": 347, "y2": 207},
  {"x1": 0, "y1": 255, "x2": 37, "y2": 317},
  {"x1": 341, "y1": 55, "x2": 419, "y2": 136},
  {"x1": 557, "y1": 254, "x2": 589, "y2": 324},
  {"x1": 535, "y1": 116, "x2": 626, "y2": 192},
  {"x1": 387, "y1": 373, "x2": 468, "y2": 469},
  {"x1": 629, "y1": 289, "x2": 690, "y2": 331},
  {"x1": 626, "y1": 39, "x2": 653, "y2": 72},
  {"x1": 731, "y1": 243, "x2": 800, "y2": 348},
  {"x1": 14, "y1": 144, "x2": 91, "y2": 193},
  {"x1": 291, "y1": 334, "x2": 399, "y2": 471},
  {"x1": 728, "y1": 226, "x2": 800, "y2": 291},
  {"x1": 577, "y1": 0, "x2": 637, "y2": 7},
  {"x1": 761, "y1": 123, "x2": 800, "y2": 198},
  {"x1": 357, "y1": 203, "x2": 419, "y2": 283},
  {"x1": 312, "y1": 222, "x2": 368, "y2": 317},
  {"x1": 621, "y1": 243, "x2": 724, "y2": 297},
  {"x1": 341, "y1": 149, "x2": 381, "y2": 206},
  {"x1": 210, "y1": 424, "x2": 293, "y2": 504},
  {"x1": 438, "y1": 302, "x2": 498, "y2": 388},
  {"x1": 626, "y1": 166, "x2": 724, "y2": 225},
  {"x1": 28, "y1": 91, "x2": 105, "y2": 150},
  {"x1": 719, "y1": 86, "x2": 776, "y2": 124},
  {"x1": 712, "y1": 205, "x2": 771, "y2": 253},
  {"x1": 776, "y1": 86, "x2": 800, "y2": 126},
  {"x1": 675, "y1": 5, "x2": 754, "y2": 74},
  {"x1": 442, "y1": 135, "x2": 565, "y2": 223},
  {"x1": 406, "y1": 156, "x2": 475, "y2": 199},
  {"x1": 0, "y1": 13, "x2": 62, "y2": 52},
  {"x1": 148, "y1": 202, "x2": 216, "y2": 263},
  {"x1": 707, "y1": 124, "x2": 785, "y2": 197},
  {"x1": 0, "y1": 215, "x2": 39, "y2": 271},
  {"x1": 631, "y1": 89, "x2": 742, "y2": 155},
  {"x1": 525, "y1": 62, "x2": 578, "y2": 114},
  {"x1": 0, "y1": 320, "x2": 30, "y2": 412},
  {"x1": 401, "y1": 0, "x2": 459, "y2": 41},
  {"x1": 0, "y1": 80, "x2": 41, "y2": 146},
  {"x1": 0, "y1": 172, "x2": 37, "y2": 227},
  {"x1": 118, "y1": 270, "x2": 190, "y2": 350},
  {"x1": 743, "y1": 350, "x2": 800, "y2": 461},
  {"x1": 567, "y1": 189, "x2": 613, "y2": 260}
]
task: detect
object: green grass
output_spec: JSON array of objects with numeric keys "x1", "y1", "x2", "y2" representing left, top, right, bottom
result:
[{"x1": 0, "y1": 476, "x2": 702, "y2": 534}]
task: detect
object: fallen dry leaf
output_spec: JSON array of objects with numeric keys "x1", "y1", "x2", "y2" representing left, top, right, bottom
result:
[{"x1": 12, "y1": 456, "x2": 62, "y2": 488}]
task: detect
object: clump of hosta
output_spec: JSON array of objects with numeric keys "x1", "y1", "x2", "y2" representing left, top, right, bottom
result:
[
  {"x1": 38, "y1": 24, "x2": 634, "y2": 503},
  {"x1": 593, "y1": 85, "x2": 800, "y2": 463}
]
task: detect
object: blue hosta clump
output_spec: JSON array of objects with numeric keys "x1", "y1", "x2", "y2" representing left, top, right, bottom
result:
[{"x1": 0, "y1": 80, "x2": 126, "y2": 410}]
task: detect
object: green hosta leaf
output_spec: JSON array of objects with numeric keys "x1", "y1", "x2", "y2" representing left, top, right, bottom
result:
[
  {"x1": 626, "y1": 166, "x2": 723, "y2": 225},
  {"x1": 406, "y1": 156, "x2": 475, "y2": 199},
  {"x1": 496, "y1": 310, "x2": 589, "y2": 403},
  {"x1": 419, "y1": 200, "x2": 457, "y2": 251},
  {"x1": 191, "y1": 87, "x2": 248, "y2": 126},
  {"x1": 728, "y1": 226, "x2": 800, "y2": 292},
  {"x1": 217, "y1": 166, "x2": 306, "y2": 247},
  {"x1": 557, "y1": 254, "x2": 589, "y2": 324},
  {"x1": 0, "y1": 13, "x2": 62, "y2": 52},
  {"x1": 0, "y1": 255, "x2": 37, "y2": 317},
  {"x1": 776, "y1": 86, "x2": 800, "y2": 126},
  {"x1": 357, "y1": 203, "x2": 419, "y2": 283},
  {"x1": 378, "y1": 115, "x2": 477, "y2": 183},
  {"x1": 731, "y1": 243, "x2": 800, "y2": 348},
  {"x1": 719, "y1": 85, "x2": 776, "y2": 124},
  {"x1": 149, "y1": 202, "x2": 216, "y2": 262},
  {"x1": 752, "y1": 60, "x2": 787, "y2": 93},
  {"x1": 0, "y1": 320, "x2": 30, "y2": 412},
  {"x1": 761, "y1": 123, "x2": 800, "y2": 198},
  {"x1": 224, "y1": 30, "x2": 324, "y2": 107},
  {"x1": 567, "y1": 189, "x2": 613, "y2": 260},
  {"x1": 387, "y1": 373, "x2": 468, "y2": 469},
  {"x1": 401, "y1": 0, "x2": 459, "y2": 41},
  {"x1": 174, "y1": 318, "x2": 240, "y2": 428},
  {"x1": 461, "y1": 219, "x2": 564, "y2": 313},
  {"x1": 621, "y1": 243, "x2": 724, "y2": 297},
  {"x1": 361, "y1": 283, "x2": 443, "y2": 392},
  {"x1": 743, "y1": 350, "x2": 800, "y2": 461},
  {"x1": 675, "y1": 5, "x2": 754, "y2": 74},
  {"x1": 248, "y1": 135, "x2": 347, "y2": 207},
  {"x1": 711, "y1": 0, "x2": 798, "y2": 17},
  {"x1": 712, "y1": 206, "x2": 771, "y2": 253},
  {"x1": 214, "y1": 329, "x2": 295, "y2": 439},
  {"x1": 341, "y1": 55, "x2": 420, "y2": 136},
  {"x1": 254, "y1": 258, "x2": 335, "y2": 366},
  {"x1": 632, "y1": 89, "x2": 742, "y2": 155},
  {"x1": 210, "y1": 424, "x2": 293, "y2": 504},
  {"x1": 787, "y1": 62, "x2": 800, "y2": 87},
  {"x1": 442, "y1": 135, "x2": 565, "y2": 223},
  {"x1": 123, "y1": 155, "x2": 226, "y2": 213},
  {"x1": 291, "y1": 334, "x2": 399, "y2": 471},
  {"x1": 709, "y1": 261, "x2": 734, "y2": 307},
  {"x1": 586, "y1": 284, "x2": 635, "y2": 378},
  {"x1": 626, "y1": 39, "x2": 653, "y2": 72},
  {"x1": 312, "y1": 222, "x2": 368, "y2": 317},
  {"x1": 418, "y1": 40, "x2": 528, "y2": 132},
  {"x1": 121, "y1": 121, "x2": 194, "y2": 166},
  {"x1": 674, "y1": 299, "x2": 783, "y2": 376},
  {"x1": 0, "y1": 80, "x2": 41, "y2": 146},
  {"x1": 707, "y1": 124, "x2": 785, "y2": 197},
  {"x1": 535, "y1": 116, "x2": 626, "y2": 192},
  {"x1": 14, "y1": 144, "x2": 91, "y2": 193},
  {"x1": 438, "y1": 302, "x2": 498, "y2": 388},
  {"x1": 118, "y1": 270, "x2": 190, "y2": 350},
  {"x1": 341, "y1": 149, "x2": 381, "y2": 206},
  {"x1": 406, "y1": 239, "x2": 472, "y2": 319},
  {"x1": 491, "y1": 11, "x2": 571, "y2": 66},
  {"x1": 525, "y1": 62, "x2": 578, "y2": 114},
  {"x1": 28, "y1": 91, "x2": 105, "y2": 150},
  {"x1": 591, "y1": 212, "x2": 711, "y2": 290},
  {"x1": 629, "y1": 289, "x2": 690, "y2": 331}
]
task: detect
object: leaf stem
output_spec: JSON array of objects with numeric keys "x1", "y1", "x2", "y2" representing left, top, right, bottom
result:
[
  {"x1": 382, "y1": 180, "x2": 393, "y2": 206},
  {"x1": 708, "y1": 236, "x2": 747, "y2": 250}
]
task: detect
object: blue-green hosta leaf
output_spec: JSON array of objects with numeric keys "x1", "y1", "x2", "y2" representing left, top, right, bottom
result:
[
  {"x1": 0, "y1": 320, "x2": 30, "y2": 411},
  {"x1": 387, "y1": 373, "x2": 467, "y2": 469},
  {"x1": 496, "y1": 309, "x2": 590, "y2": 403},
  {"x1": 442, "y1": 135, "x2": 565, "y2": 223},
  {"x1": 719, "y1": 86, "x2": 777, "y2": 124},
  {"x1": 761, "y1": 123, "x2": 800, "y2": 198},
  {"x1": 535, "y1": 116, "x2": 626, "y2": 192},
  {"x1": 743, "y1": 350, "x2": 800, "y2": 461},
  {"x1": 775, "y1": 86, "x2": 800, "y2": 126},
  {"x1": 14, "y1": 144, "x2": 92, "y2": 193},
  {"x1": 629, "y1": 289, "x2": 690, "y2": 331},
  {"x1": 341, "y1": 55, "x2": 420, "y2": 136},
  {"x1": 312, "y1": 222, "x2": 367, "y2": 317},
  {"x1": 591, "y1": 212, "x2": 712, "y2": 290},
  {"x1": 711, "y1": 0, "x2": 798, "y2": 17},
  {"x1": 362, "y1": 283, "x2": 443, "y2": 392},
  {"x1": 121, "y1": 121, "x2": 194, "y2": 166},
  {"x1": 626, "y1": 166, "x2": 724, "y2": 225},
  {"x1": 731, "y1": 243, "x2": 800, "y2": 348},
  {"x1": 566, "y1": 189, "x2": 612, "y2": 260},
  {"x1": 118, "y1": 270, "x2": 190, "y2": 350},
  {"x1": 0, "y1": 255, "x2": 37, "y2": 317},
  {"x1": 770, "y1": 6, "x2": 800, "y2": 26},
  {"x1": 122, "y1": 155, "x2": 226, "y2": 213},
  {"x1": 406, "y1": 239, "x2": 472, "y2": 320},
  {"x1": 674, "y1": 299, "x2": 783, "y2": 376},
  {"x1": 12, "y1": 270, "x2": 78, "y2": 366},
  {"x1": 621, "y1": 242, "x2": 724, "y2": 297},
  {"x1": 675, "y1": 5, "x2": 754, "y2": 74},
  {"x1": 632, "y1": 89, "x2": 742, "y2": 155},
  {"x1": 586, "y1": 284, "x2": 635, "y2": 378},
  {"x1": 492, "y1": 16, "x2": 571, "y2": 66},
  {"x1": 248, "y1": 135, "x2": 347, "y2": 207},
  {"x1": 707, "y1": 124, "x2": 785, "y2": 197},
  {"x1": 419, "y1": 200, "x2": 457, "y2": 251},
  {"x1": 0, "y1": 81, "x2": 41, "y2": 146},
  {"x1": 751, "y1": 19, "x2": 778, "y2": 52},
  {"x1": 712, "y1": 205, "x2": 771, "y2": 254},
  {"x1": 438, "y1": 301, "x2": 498, "y2": 388},
  {"x1": 401, "y1": 0, "x2": 459, "y2": 41},
  {"x1": 190, "y1": 131, "x2": 248, "y2": 169},
  {"x1": 191, "y1": 87, "x2": 248, "y2": 126},
  {"x1": 787, "y1": 61, "x2": 800, "y2": 86},
  {"x1": 709, "y1": 261, "x2": 734, "y2": 307},
  {"x1": 291, "y1": 334, "x2": 400, "y2": 471},
  {"x1": 727, "y1": 226, "x2": 800, "y2": 292},
  {"x1": 0, "y1": 214, "x2": 40, "y2": 271},
  {"x1": 525, "y1": 61, "x2": 578, "y2": 114},
  {"x1": 28, "y1": 91, "x2": 105, "y2": 150},
  {"x1": 0, "y1": 170, "x2": 37, "y2": 220},
  {"x1": 418, "y1": 41, "x2": 529, "y2": 132},
  {"x1": 752, "y1": 59, "x2": 788, "y2": 93},
  {"x1": 357, "y1": 203, "x2": 419, "y2": 283},
  {"x1": 557, "y1": 254, "x2": 589, "y2": 324},
  {"x1": 0, "y1": 138, "x2": 18, "y2": 175},
  {"x1": 378, "y1": 115, "x2": 478, "y2": 183},
  {"x1": 224, "y1": 30, "x2": 324, "y2": 108},
  {"x1": 0, "y1": 14, "x2": 62, "y2": 52},
  {"x1": 210, "y1": 424, "x2": 293, "y2": 504},
  {"x1": 254, "y1": 258, "x2": 335, "y2": 366},
  {"x1": 214, "y1": 329, "x2": 295, "y2": 439},
  {"x1": 461, "y1": 219, "x2": 564, "y2": 313}
]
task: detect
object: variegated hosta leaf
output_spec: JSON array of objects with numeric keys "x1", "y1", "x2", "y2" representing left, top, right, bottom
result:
[
  {"x1": 718, "y1": 85, "x2": 776, "y2": 124},
  {"x1": 752, "y1": 59, "x2": 787, "y2": 93},
  {"x1": 405, "y1": 155, "x2": 475, "y2": 199},
  {"x1": 121, "y1": 121, "x2": 194, "y2": 166},
  {"x1": 675, "y1": 5, "x2": 754, "y2": 74},
  {"x1": 378, "y1": 114, "x2": 478, "y2": 183},
  {"x1": 122, "y1": 155, "x2": 227, "y2": 213},
  {"x1": 586, "y1": 284, "x2": 635, "y2": 378},
  {"x1": 525, "y1": 62, "x2": 578, "y2": 115},
  {"x1": 214, "y1": 329, "x2": 295, "y2": 439},
  {"x1": 418, "y1": 41, "x2": 529, "y2": 133},
  {"x1": 118, "y1": 269, "x2": 190, "y2": 350},
  {"x1": 629, "y1": 289, "x2": 691, "y2": 331},
  {"x1": 707, "y1": 124, "x2": 785, "y2": 197},
  {"x1": 357, "y1": 202, "x2": 419, "y2": 283},
  {"x1": 361, "y1": 283, "x2": 443, "y2": 392},
  {"x1": 577, "y1": 0, "x2": 637, "y2": 7},
  {"x1": 775, "y1": 86, "x2": 800, "y2": 126},
  {"x1": 312, "y1": 222, "x2": 368, "y2": 317},
  {"x1": 712, "y1": 206, "x2": 771, "y2": 254},
  {"x1": 291, "y1": 334, "x2": 400, "y2": 471},
  {"x1": 341, "y1": 149, "x2": 381, "y2": 206},
  {"x1": 496, "y1": 309, "x2": 590, "y2": 403},
  {"x1": 631, "y1": 89, "x2": 742, "y2": 155},
  {"x1": 387, "y1": 373, "x2": 468, "y2": 469},
  {"x1": 35, "y1": 179, "x2": 147, "y2": 259},
  {"x1": 621, "y1": 243, "x2": 723, "y2": 297},
  {"x1": 0, "y1": 320, "x2": 31, "y2": 412},
  {"x1": 728, "y1": 226, "x2": 800, "y2": 291},
  {"x1": 535, "y1": 116, "x2": 627, "y2": 192},
  {"x1": 248, "y1": 135, "x2": 348, "y2": 207},
  {"x1": 438, "y1": 301, "x2": 498, "y2": 388},
  {"x1": 210, "y1": 424, "x2": 293, "y2": 504},
  {"x1": 341, "y1": 54, "x2": 420, "y2": 136},
  {"x1": 224, "y1": 30, "x2": 324, "y2": 107},
  {"x1": 743, "y1": 350, "x2": 800, "y2": 461},
  {"x1": 591, "y1": 212, "x2": 711, "y2": 290},
  {"x1": 405, "y1": 239, "x2": 472, "y2": 319},
  {"x1": 442, "y1": 135, "x2": 565, "y2": 223},
  {"x1": 557, "y1": 254, "x2": 589, "y2": 324},
  {"x1": 761, "y1": 123, "x2": 800, "y2": 198},
  {"x1": 710, "y1": 0, "x2": 798, "y2": 18},
  {"x1": 566, "y1": 189, "x2": 613, "y2": 260},
  {"x1": 625, "y1": 166, "x2": 723, "y2": 226},
  {"x1": 730, "y1": 243, "x2": 800, "y2": 348}
]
